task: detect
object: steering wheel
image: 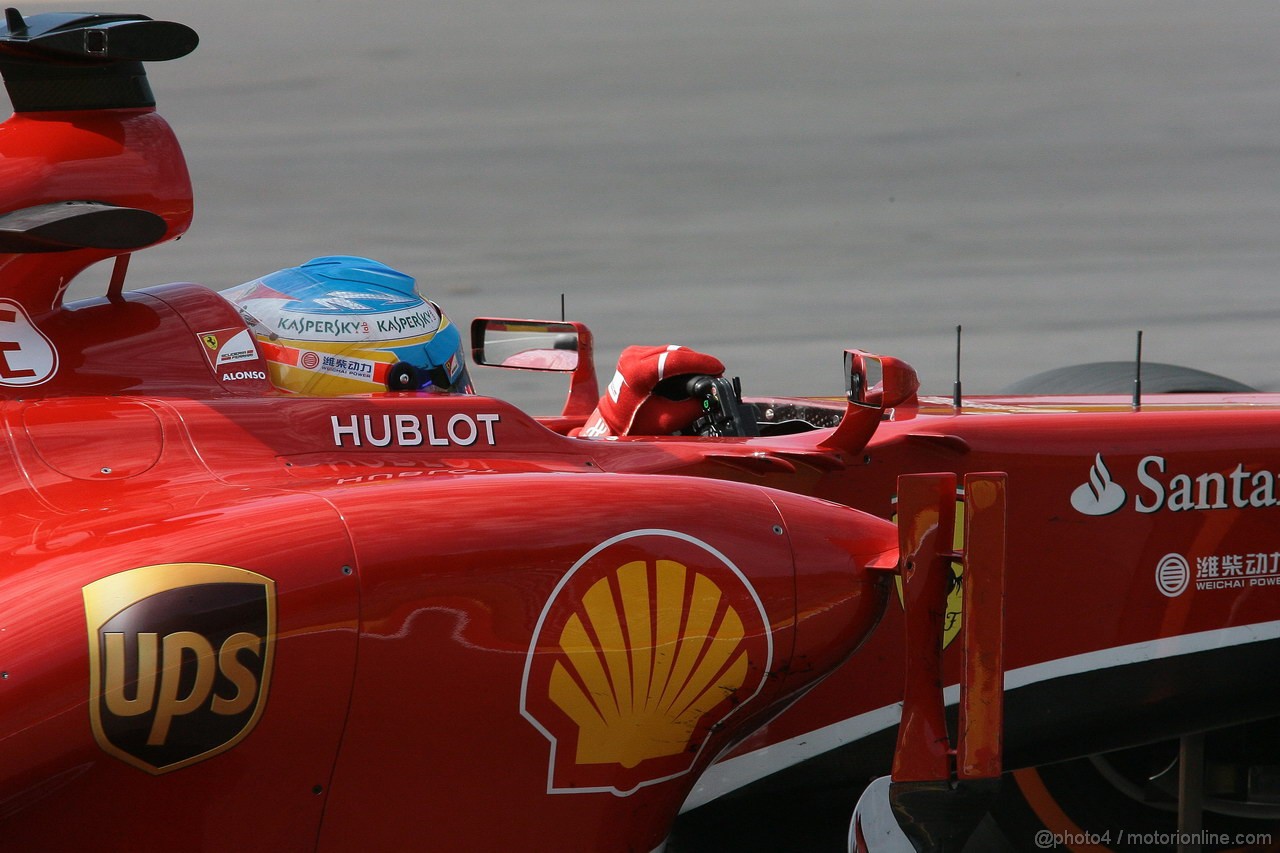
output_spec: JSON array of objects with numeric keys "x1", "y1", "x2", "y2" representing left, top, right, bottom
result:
[{"x1": 677, "y1": 375, "x2": 758, "y2": 437}]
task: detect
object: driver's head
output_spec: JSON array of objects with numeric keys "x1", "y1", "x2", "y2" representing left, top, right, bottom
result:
[{"x1": 221, "y1": 256, "x2": 472, "y2": 395}]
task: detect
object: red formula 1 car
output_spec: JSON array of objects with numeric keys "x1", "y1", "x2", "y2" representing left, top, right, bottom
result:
[{"x1": 1, "y1": 11, "x2": 1278, "y2": 853}]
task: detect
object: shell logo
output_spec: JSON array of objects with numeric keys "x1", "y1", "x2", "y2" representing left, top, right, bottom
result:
[{"x1": 521, "y1": 530, "x2": 772, "y2": 796}]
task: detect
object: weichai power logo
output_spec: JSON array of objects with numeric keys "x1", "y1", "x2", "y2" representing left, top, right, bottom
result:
[
  {"x1": 83, "y1": 564, "x2": 277, "y2": 775},
  {"x1": 520, "y1": 531, "x2": 772, "y2": 796}
]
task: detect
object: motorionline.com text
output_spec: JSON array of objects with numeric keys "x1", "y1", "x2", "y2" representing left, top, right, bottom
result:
[{"x1": 1035, "y1": 829, "x2": 1273, "y2": 849}]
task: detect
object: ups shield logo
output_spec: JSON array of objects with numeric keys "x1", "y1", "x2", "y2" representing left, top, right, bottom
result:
[{"x1": 83, "y1": 564, "x2": 277, "y2": 774}]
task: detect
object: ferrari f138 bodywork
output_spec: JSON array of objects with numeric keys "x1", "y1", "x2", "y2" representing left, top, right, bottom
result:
[{"x1": 1, "y1": 10, "x2": 1278, "y2": 853}]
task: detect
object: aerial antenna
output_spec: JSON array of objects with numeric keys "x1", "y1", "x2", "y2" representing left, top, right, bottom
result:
[
  {"x1": 560, "y1": 293, "x2": 565, "y2": 322},
  {"x1": 1132, "y1": 329, "x2": 1143, "y2": 410},
  {"x1": 953, "y1": 324, "x2": 963, "y2": 410}
]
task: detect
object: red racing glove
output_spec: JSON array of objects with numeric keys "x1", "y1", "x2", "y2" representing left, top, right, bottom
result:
[{"x1": 579, "y1": 344, "x2": 725, "y2": 437}]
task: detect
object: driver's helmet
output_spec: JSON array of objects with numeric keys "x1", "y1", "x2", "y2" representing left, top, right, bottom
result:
[{"x1": 220, "y1": 256, "x2": 473, "y2": 395}]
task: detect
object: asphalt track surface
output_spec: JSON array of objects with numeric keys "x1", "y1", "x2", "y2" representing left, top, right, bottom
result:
[{"x1": 51, "y1": 0, "x2": 1280, "y2": 413}]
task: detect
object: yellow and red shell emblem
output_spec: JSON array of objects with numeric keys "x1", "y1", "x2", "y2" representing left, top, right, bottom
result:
[{"x1": 521, "y1": 530, "x2": 772, "y2": 796}]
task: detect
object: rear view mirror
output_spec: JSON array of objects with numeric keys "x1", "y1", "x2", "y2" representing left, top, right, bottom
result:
[
  {"x1": 846, "y1": 351, "x2": 919, "y2": 410},
  {"x1": 472, "y1": 319, "x2": 581, "y2": 371},
  {"x1": 471, "y1": 317, "x2": 600, "y2": 417},
  {"x1": 822, "y1": 350, "x2": 920, "y2": 453}
]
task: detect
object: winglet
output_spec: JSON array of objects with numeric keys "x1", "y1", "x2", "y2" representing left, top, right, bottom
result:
[{"x1": 0, "y1": 9, "x2": 197, "y2": 111}]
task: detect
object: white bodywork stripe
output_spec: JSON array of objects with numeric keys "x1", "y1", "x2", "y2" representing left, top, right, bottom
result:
[{"x1": 681, "y1": 619, "x2": 1280, "y2": 812}]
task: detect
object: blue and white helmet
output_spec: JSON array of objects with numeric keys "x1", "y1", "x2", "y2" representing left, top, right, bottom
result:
[{"x1": 221, "y1": 256, "x2": 473, "y2": 395}]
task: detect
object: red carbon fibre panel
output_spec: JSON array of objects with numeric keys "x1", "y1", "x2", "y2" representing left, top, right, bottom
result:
[
  {"x1": 313, "y1": 474, "x2": 892, "y2": 851},
  {"x1": 0, "y1": 491, "x2": 359, "y2": 851}
]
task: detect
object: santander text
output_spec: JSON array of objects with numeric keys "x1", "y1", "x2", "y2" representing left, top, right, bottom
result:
[{"x1": 1136, "y1": 455, "x2": 1278, "y2": 513}]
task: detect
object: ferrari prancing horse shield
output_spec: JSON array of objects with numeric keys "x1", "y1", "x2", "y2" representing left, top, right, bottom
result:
[{"x1": 83, "y1": 563, "x2": 277, "y2": 775}]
